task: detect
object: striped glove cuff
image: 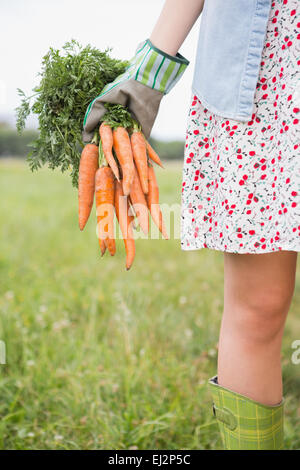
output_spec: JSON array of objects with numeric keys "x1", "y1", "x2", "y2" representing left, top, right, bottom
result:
[{"x1": 100, "y1": 39, "x2": 189, "y2": 97}]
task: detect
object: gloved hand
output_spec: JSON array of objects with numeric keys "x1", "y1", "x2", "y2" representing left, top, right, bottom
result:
[{"x1": 82, "y1": 39, "x2": 189, "y2": 142}]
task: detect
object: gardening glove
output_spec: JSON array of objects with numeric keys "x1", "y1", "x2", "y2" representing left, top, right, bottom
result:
[{"x1": 82, "y1": 39, "x2": 189, "y2": 142}]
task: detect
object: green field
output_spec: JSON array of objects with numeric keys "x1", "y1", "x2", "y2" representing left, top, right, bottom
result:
[{"x1": 0, "y1": 159, "x2": 299, "y2": 450}]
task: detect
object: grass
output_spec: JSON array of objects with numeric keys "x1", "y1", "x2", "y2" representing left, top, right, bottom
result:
[{"x1": 0, "y1": 158, "x2": 299, "y2": 450}]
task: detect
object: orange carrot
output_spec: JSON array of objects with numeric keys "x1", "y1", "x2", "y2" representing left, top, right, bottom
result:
[
  {"x1": 131, "y1": 129, "x2": 148, "y2": 194},
  {"x1": 99, "y1": 238, "x2": 106, "y2": 256},
  {"x1": 129, "y1": 165, "x2": 149, "y2": 235},
  {"x1": 113, "y1": 127, "x2": 135, "y2": 196},
  {"x1": 115, "y1": 181, "x2": 135, "y2": 270},
  {"x1": 145, "y1": 140, "x2": 164, "y2": 168},
  {"x1": 78, "y1": 143, "x2": 99, "y2": 231},
  {"x1": 128, "y1": 203, "x2": 140, "y2": 230},
  {"x1": 95, "y1": 166, "x2": 116, "y2": 256},
  {"x1": 99, "y1": 123, "x2": 120, "y2": 181},
  {"x1": 146, "y1": 165, "x2": 169, "y2": 240}
]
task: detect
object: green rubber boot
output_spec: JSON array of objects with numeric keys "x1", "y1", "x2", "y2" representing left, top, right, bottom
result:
[{"x1": 209, "y1": 376, "x2": 284, "y2": 450}]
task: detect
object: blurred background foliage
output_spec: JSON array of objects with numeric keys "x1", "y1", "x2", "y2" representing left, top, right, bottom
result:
[{"x1": 0, "y1": 122, "x2": 38, "y2": 158}]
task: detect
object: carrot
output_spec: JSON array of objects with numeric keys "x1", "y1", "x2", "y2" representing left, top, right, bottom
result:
[
  {"x1": 113, "y1": 127, "x2": 135, "y2": 196},
  {"x1": 99, "y1": 123, "x2": 120, "y2": 181},
  {"x1": 115, "y1": 181, "x2": 135, "y2": 270},
  {"x1": 146, "y1": 165, "x2": 169, "y2": 240},
  {"x1": 145, "y1": 140, "x2": 164, "y2": 168},
  {"x1": 131, "y1": 127, "x2": 148, "y2": 194},
  {"x1": 78, "y1": 143, "x2": 99, "y2": 231},
  {"x1": 95, "y1": 166, "x2": 116, "y2": 256},
  {"x1": 129, "y1": 165, "x2": 149, "y2": 235},
  {"x1": 146, "y1": 140, "x2": 164, "y2": 168},
  {"x1": 99, "y1": 238, "x2": 106, "y2": 256},
  {"x1": 128, "y1": 203, "x2": 140, "y2": 230}
]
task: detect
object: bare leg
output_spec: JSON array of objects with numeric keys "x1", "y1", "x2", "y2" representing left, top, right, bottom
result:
[{"x1": 218, "y1": 250, "x2": 297, "y2": 406}]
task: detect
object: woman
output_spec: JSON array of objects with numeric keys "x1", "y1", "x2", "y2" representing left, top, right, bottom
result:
[{"x1": 83, "y1": 0, "x2": 299, "y2": 450}]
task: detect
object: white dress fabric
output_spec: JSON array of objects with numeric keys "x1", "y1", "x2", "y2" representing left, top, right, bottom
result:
[{"x1": 181, "y1": 0, "x2": 300, "y2": 253}]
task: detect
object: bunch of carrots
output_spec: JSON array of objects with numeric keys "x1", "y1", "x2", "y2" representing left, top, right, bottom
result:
[{"x1": 78, "y1": 121, "x2": 168, "y2": 270}]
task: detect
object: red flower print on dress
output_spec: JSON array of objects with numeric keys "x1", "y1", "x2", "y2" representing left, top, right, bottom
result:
[{"x1": 181, "y1": 0, "x2": 299, "y2": 254}]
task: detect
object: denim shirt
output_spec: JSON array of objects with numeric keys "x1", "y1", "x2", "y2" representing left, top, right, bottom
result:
[{"x1": 192, "y1": 0, "x2": 272, "y2": 121}]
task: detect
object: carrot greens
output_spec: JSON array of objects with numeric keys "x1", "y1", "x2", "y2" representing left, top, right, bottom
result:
[{"x1": 16, "y1": 40, "x2": 133, "y2": 187}]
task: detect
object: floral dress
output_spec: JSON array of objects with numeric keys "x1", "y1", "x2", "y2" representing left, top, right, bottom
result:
[{"x1": 181, "y1": 0, "x2": 300, "y2": 253}]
